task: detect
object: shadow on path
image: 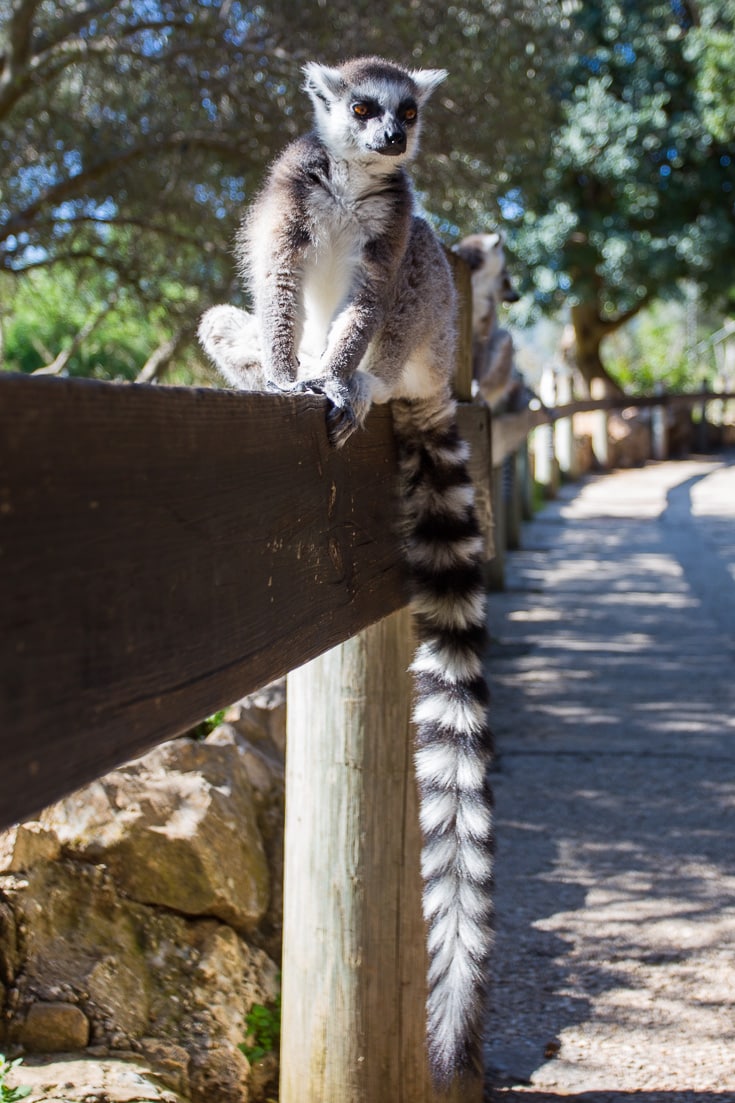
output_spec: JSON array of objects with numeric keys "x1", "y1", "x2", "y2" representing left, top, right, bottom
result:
[
  {"x1": 483, "y1": 457, "x2": 735, "y2": 1098},
  {"x1": 489, "y1": 1092, "x2": 735, "y2": 1103}
]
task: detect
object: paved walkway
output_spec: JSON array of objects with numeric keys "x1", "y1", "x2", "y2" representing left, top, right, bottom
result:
[{"x1": 484, "y1": 455, "x2": 735, "y2": 1103}]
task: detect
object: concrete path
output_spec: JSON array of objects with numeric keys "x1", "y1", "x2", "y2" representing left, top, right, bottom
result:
[{"x1": 484, "y1": 455, "x2": 735, "y2": 1103}]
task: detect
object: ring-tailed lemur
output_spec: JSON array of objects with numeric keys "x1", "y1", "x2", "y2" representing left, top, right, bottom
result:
[
  {"x1": 454, "y1": 232, "x2": 521, "y2": 409},
  {"x1": 199, "y1": 56, "x2": 493, "y2": 1086}
]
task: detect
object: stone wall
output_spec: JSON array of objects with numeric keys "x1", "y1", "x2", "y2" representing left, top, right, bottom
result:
[{"x1": 0, "y1": 700, "x2": 286, "y2": 1103}]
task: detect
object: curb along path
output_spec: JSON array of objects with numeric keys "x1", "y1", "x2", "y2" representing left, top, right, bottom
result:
[{"x1": 484, "y1": 456, "x2": 735, "y2": 1103}]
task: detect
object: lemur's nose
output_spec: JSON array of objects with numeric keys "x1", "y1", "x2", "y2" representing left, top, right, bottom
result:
[
  {"x1": 385, "y1": 127, "x2": 405, "y2": 146},
  {"x1": 379, "y1": 122, "x2": 403, "y2": 142}
]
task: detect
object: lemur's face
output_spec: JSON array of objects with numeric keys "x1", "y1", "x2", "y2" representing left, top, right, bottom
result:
[
  {"x1": 303, "y1": 58, "x2": 446, "y2": 167},
  {"x1": 345, "y1": 91, "x2": 419, "y2": 158}
]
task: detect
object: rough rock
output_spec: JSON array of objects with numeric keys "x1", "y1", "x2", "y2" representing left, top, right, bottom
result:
[
  {"x1": 19, "y1": 1002, "x2": 90, "y2": 1052},
  {"x1": 35, "y1": 732, "x2": 270, "y2": 935},
  {"x1": 224, "y1": 694, "x2": 286, "y2": 959},
  {"x1": 0, "y1": 728, "x2": 283, "y2": 1103},
  {"x1": 8, "y1": 1054, "x2": 186, "y2": 1102}
]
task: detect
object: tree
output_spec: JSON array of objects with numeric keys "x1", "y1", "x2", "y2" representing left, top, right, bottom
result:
[
  {"x1": 1, "y1": 265, "x2": 205, "y2": 382},
  {"x1": 686, "y1": 0, "x2": 735, "y2": 142},
  {"x1": 512, "y1": 0, "x2": 735, "y2": 393},
  {"x1": 0, "y1": 2, "x2": 569, "y2": 291}
]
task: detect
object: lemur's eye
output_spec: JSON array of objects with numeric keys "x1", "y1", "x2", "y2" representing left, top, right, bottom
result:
[
  {"x1": 352, "y1": 103, "x2": 370, "y2": 118},
  {"x1": 403, "y1": 107, "x2": 418, "y2": 122}
]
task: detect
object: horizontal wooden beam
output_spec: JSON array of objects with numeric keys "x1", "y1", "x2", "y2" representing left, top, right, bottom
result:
[
  {"x1": 491, "y1": 390, "x2": 735, "y2": 467},
  {"x1": 0, "y1": 374, "x2": 410, "y2": 828},
  {"x1": 553, "y1": 389, "x2": 735, "y2": 419},
  {"x1": 0, "y1": 374, "x2": 492, "y2": 830}
]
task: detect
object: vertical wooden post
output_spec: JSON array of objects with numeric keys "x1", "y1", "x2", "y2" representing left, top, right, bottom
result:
[
  {"x1": 518, "y1": 439, "x2": 535, "y2": 521},
  {"x1": 446, "y1": 250, "x2": 474, "y2": 403},
  {"x1": 534, "y1": 364, "x2": 560, "y2": 496},
  {"x1": 281, "y1": 609, "x2": 481, "y2": 1103},
  {"x1": 554, "y1": 365, "x2": 578, "y2": 479},
  {"x1": 485, "y1": 463, "x2": 507, "y2": 591},
  {"x1": 651, "y1": 383, "x2": 668, "y2": 460},
  {"x1": 532, "y1": 422, "x2": 559, "y2": 498},
  {"x1": 504, "y1": 452, "x2": 523, "y2": 551},
  {"x1": 590, "y1": 378, "x2": 610, "y2": 468}
]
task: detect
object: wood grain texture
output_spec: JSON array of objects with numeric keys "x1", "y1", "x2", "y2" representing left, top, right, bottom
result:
[
  {"x1": 446, "y1": 249, "x2": 474, "y2": 402},
  {"x1": 281, "y1": 612, "x2": 481, "y2": 1103},
  {"x1": 457, "y1": 402, "x2": 494, "y2": 561},
  {"x1": 0, "y1": 374, "x2": 406, "y2": 827},
  {"x1": 0, "y1": 374, "x2": 493, "y2": 829}
]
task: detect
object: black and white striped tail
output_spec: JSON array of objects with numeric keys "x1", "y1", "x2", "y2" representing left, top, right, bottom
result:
[{"x1": 393, "y1": 392, "x2": 495, "y2": 1086}]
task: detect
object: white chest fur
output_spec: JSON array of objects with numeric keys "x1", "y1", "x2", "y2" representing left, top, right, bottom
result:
[{"x1": 298, "y1": 161, "x2": 396, "y2": 369}]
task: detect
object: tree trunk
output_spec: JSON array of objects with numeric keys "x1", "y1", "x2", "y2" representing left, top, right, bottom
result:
[
  {"x1": 570, "y1": 292, "x2": 649, "y2": 397},
  {"x1": 570, "y1": 301, "x2": 624, "y2": 397}
]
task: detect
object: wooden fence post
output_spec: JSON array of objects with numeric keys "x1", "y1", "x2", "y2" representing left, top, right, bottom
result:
[
  {"x1": 590, "y1": 378, "x2": 610, "y2": 468},
  {"x1": 504, "y1": 452, "x2": 523, "y2": 551},
  {"x1": 531, "y1": 421, "x2": 559, "y2": 498},
  {"x1": 651, "y1": 382, "x2": 668, "y2": 460},
  {"x1": 281, "y1": 609, "x2": 481, "y2": 1103},
  {"x1": 554, "y1": 365, "x2": 578, "y2": 479},
  {"x1": 533, "y1": 367, "x2": 560, "y2": 496},
  {"x1": 518, "y1": 439, "x2": 535, "y2": 521},
  {"x1": 485, "y1": 463, "x2": 507, "y2": 591}
]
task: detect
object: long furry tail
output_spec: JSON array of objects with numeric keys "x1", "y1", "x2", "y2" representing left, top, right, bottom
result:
[{"x1": 392, "y1": 392, "x2": 494, "y2": 1086}]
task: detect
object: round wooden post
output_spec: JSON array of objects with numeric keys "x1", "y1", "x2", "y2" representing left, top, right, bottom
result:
[
  {"x1": 281, "y1": 609, "x2": 482, "y2": 1103},
  {"x1": 485, "y1": 463, "x2": 506, "y2": 591},
  {"x1": 651, "y1": 383, "x2": 668, "y2": 460},
  {"x1": 504, "y1": 452, "x2": 523, "y2": 551},
  {"x1": 518, "y1": 439, "x2": 535, "y2": 521},
  {"x1": 590, "y1": 378, "x2": 610, "y2": 468},
  {"x1": 554, "y1": 365, "x2": 578, "y2": 479}
]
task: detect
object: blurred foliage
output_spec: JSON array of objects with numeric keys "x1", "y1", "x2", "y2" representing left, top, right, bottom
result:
[
  {"x1": 507, "y1": 0, "x2": 734, "y2": 386},
  {"x1": 685, "y1": 0, "x2": 735, "y2": 142},
  {"x1": 1, "y1": 266, "x2": 208, "y2": 382},
  {"x1": 0, "y1": 0, "x2": 572, "y2": 379},
  {"x1": 0, "y1": 0, "x2": 733, "y2": 388},
  {"x1": 0, "y1": 0, "x2": 570, "y2": 277},
  {"x1": 604, "y1": 296, "x2": 700, "y2": 392}
]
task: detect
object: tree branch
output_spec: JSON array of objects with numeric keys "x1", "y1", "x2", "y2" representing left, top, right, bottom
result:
[
  {"x1": 601, "y1": 296, "x2": 651, "y2": 336},
  {"x1": 135, "y1": 324, "x2": 197, "y2": 384},
  {"x1": 1, "y1": 131, "x2": 249, "y2": 243},
  {"x1": 31, "y1": 292, "x2": 118, "y2": 376},
  {"x1": 0, "y1": 13, "x2": 217, "y2": 118}
]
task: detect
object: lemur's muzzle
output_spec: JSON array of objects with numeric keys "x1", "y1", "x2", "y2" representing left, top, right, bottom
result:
[{"x1": 377, "y1": 126, "x2": 407, "y2": 155}]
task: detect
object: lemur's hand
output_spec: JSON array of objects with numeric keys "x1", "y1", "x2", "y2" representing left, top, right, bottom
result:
[{"x1": 289, "y1": 377, "x2": 358, "y2": 448}]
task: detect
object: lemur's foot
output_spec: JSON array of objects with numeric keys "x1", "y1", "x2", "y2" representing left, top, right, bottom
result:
[{"x1": 264, "y1": 378, "x2": 298, "y2": 395}]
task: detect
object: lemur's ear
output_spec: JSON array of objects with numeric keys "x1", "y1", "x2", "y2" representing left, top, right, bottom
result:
[
  {"x1": 483, "y1": 232, "x2": 504, "y2": 251},
  {"x1": 410, "y1": 68, "x2": 448, "y2": 104},
  {"x1": 302, "y1": 63, "x2": 345, "y2": 106}
]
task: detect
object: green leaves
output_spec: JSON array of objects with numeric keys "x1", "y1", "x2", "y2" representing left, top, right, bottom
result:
[
  {"x1": 0, "y1": 1055, "x2": 31, "y2": 1103},
  {"x1": 238, "y1": 993, "x2": 281, "y2": 1064},
  {"x1": 515, "y1": 0, "x2": 735, "y2": 318}
]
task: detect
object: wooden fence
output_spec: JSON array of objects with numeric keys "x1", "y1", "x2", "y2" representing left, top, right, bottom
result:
[{"x1": 1, "y1": 307, "x2": 733, "y2": 1099}]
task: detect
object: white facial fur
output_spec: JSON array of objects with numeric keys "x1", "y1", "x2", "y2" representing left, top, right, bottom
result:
[{"x1": 302, "y1": 60, "x2": 446, "y2": 166}]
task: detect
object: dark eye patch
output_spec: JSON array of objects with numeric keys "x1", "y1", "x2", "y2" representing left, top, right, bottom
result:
[
  {"x1": 399, "y1": 98, "x2": 419, "y2": 123},
  {"x1": 351, "y1": 99, "x2": 380, "y2": 120}
]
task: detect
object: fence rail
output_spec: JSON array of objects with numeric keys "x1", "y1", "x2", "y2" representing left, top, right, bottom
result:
[{"x1": 492, "y1": 387, "x2": 735, "y2": 467}]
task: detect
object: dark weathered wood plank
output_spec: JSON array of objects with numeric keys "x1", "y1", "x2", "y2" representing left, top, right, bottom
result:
[
  {"x1": 0, "y1": 374, "x2": 407, "y2": 827},
  {"x1": 446, "y1": 249, "x2": 473, "y2": 402}
]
